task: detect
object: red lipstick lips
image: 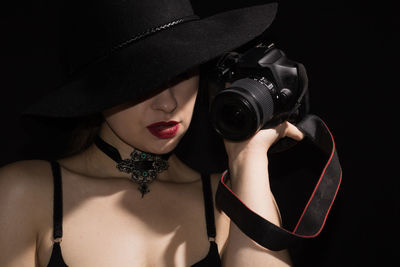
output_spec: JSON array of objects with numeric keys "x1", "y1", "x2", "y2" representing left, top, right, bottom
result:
[{"x1": 146, "y1": 121, "x2": 180, "y2": 139}]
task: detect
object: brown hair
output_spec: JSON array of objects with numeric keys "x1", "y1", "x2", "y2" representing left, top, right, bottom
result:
[{"x1": 60, "y1": 113, "x2": 104, "y2": 157}]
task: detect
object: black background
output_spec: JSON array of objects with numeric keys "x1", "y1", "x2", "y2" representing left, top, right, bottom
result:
[{"x1": 1, "y1": 0, "x2": 398, "y2": 266}]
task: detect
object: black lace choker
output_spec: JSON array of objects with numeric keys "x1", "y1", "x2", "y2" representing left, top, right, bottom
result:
[{"x1": 93, "y1": 135, "x2": 171, "y2": 197}]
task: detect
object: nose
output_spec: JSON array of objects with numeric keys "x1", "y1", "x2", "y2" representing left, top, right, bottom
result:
[{"x1": 151, "y1": 88, "x2": 177, "y2": 114}]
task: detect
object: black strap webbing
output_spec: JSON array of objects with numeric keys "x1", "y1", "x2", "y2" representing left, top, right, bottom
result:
[{"x1": 215, "y1": 115, "x2": 342, "y2": 251}]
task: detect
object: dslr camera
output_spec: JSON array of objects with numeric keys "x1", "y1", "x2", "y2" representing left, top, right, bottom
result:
[{"x1": 210, "y1": 43, "x2": 309, "y2": 141}]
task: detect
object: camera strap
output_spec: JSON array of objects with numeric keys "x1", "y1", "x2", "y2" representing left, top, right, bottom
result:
[{"x1": 215, "y1": 114, "x2": 342, "y2": 251}]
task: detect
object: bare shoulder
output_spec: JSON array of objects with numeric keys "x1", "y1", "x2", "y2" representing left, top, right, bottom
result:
[
  {"x1": 0, "y1": 159, "x2": 54, "y2": 227},
  {"x1": 0, "y1": 160, "x2": 54, "y2": 266},
  {"x1": 210, "y1": 172, "x2": 221, "y2": 194},
  {"x1": 0, "y1": 159, "x2": 53, "y2": 193}
]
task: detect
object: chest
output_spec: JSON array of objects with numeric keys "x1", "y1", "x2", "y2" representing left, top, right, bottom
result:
[{"x1": 36, "y1": 177, "x2": 229, "y2": 267}]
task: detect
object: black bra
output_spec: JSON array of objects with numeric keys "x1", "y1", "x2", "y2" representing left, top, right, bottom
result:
[{"x1": 47, "y1": 161, "x2": 221, "y2": 267}]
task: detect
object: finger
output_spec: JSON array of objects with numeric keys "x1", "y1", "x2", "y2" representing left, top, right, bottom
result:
[{"x1": 284, "y1": 122, "x2": 305, "y2": 141}]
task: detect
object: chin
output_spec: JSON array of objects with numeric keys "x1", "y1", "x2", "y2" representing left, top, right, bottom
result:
[
  {"x1": 143, "y1": 126, "x2": 188, "y2": 155},
  {"x1": 144, "y1": 136, "x2": 182, "y2": 155}
]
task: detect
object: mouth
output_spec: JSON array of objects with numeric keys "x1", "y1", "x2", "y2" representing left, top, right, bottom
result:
[{"x1": 146, "y1": 121, "x2": 180, "y2": 139}]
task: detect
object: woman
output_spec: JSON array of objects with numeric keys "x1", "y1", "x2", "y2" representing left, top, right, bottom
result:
[{"x1": 0, "y1": 1, "x2": 304, "y2": 266}]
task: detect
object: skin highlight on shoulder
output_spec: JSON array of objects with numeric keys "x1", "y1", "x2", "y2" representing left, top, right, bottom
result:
[{"x1": 0, "y1": 160, "x2": 55, "y2": 267}]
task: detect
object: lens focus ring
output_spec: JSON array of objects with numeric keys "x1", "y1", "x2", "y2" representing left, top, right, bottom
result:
[{"x1": 229, "y1": 78, "x2": 275, "y2": 125}]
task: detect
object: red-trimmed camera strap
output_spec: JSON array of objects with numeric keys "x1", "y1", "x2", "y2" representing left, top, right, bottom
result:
[{"x1": 215, "y1": 115, "x2": 342, "y2": 251}]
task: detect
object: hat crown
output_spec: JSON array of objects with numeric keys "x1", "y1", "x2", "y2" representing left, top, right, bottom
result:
[{"x1": 60, "y1": 0, "x2": 195, "y2": 75}]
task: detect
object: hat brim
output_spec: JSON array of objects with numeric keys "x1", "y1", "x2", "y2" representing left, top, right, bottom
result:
[{"x1": 22, "y1": 3, "x2": 278, "y2": 117}]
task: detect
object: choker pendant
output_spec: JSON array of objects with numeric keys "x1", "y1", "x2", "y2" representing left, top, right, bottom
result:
[
  {"x1": 93, "y1": 135, "x2": 170, "y2": 197},
  {"x1": 117, "y1": 150, "x2": 169, "y2": 197}
]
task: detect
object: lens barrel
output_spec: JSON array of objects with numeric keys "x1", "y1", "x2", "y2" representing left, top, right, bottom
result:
[{"x1": 210, "y1": 78, "x2": 275, "y2": 141}]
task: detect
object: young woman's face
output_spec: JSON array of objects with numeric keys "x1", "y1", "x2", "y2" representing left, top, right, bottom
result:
[{"x1": 103, "y1": 67, "x2": 200, "y2": 154}]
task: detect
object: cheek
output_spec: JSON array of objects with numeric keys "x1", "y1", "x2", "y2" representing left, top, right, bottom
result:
[
  {"x1": 183, "y1": 74, "x2": 199, "y2": 97},
  {"x1": 103, "y1": 104, "x2": 147, "y2": 144},
  {"x1": 176, "y1": 77, "x2": 199, "y2": 123}
]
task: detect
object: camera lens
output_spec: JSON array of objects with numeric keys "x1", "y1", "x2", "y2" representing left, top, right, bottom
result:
[
  {"x1": 210, "y1": 78, "x2": 275, "y2": 141},
  {"x1": 211, "y1": 90, "x2": 258, "y2": 140}
]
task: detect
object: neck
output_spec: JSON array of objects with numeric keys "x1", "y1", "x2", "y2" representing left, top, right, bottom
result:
[{"x1": 59, "y1": 122, "x2": 201, "y2": 184}]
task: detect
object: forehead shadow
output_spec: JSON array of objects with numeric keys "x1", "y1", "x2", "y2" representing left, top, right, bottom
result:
[{"x1": 103, "y1": 66, "x2": 200, "y2": 116}]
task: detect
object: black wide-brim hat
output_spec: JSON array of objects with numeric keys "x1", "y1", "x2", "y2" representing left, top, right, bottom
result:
[{"x1": 22, "y1": 0, "x2": 278, "y2": 117}]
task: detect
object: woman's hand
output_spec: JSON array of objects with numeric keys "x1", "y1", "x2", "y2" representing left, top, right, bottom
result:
[
  {"x1": 221, "y1": 121, "x2": 303, "y2": 266},
  {"x1": 224, "y1": 121, "x2": 305, "y2": 166}
]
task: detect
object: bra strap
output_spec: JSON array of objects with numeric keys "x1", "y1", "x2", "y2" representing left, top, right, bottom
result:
[
  {"x1": 50, "y1": 161, "x2": 63, "y2": 242},
  {"x1": 200, "y1": 174, "x2": 216, "y2": 240}
]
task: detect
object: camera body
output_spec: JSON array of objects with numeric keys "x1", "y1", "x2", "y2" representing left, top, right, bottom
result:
[{"x1": 210, "y1": 43, "x2": 308, "y2": 141}]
